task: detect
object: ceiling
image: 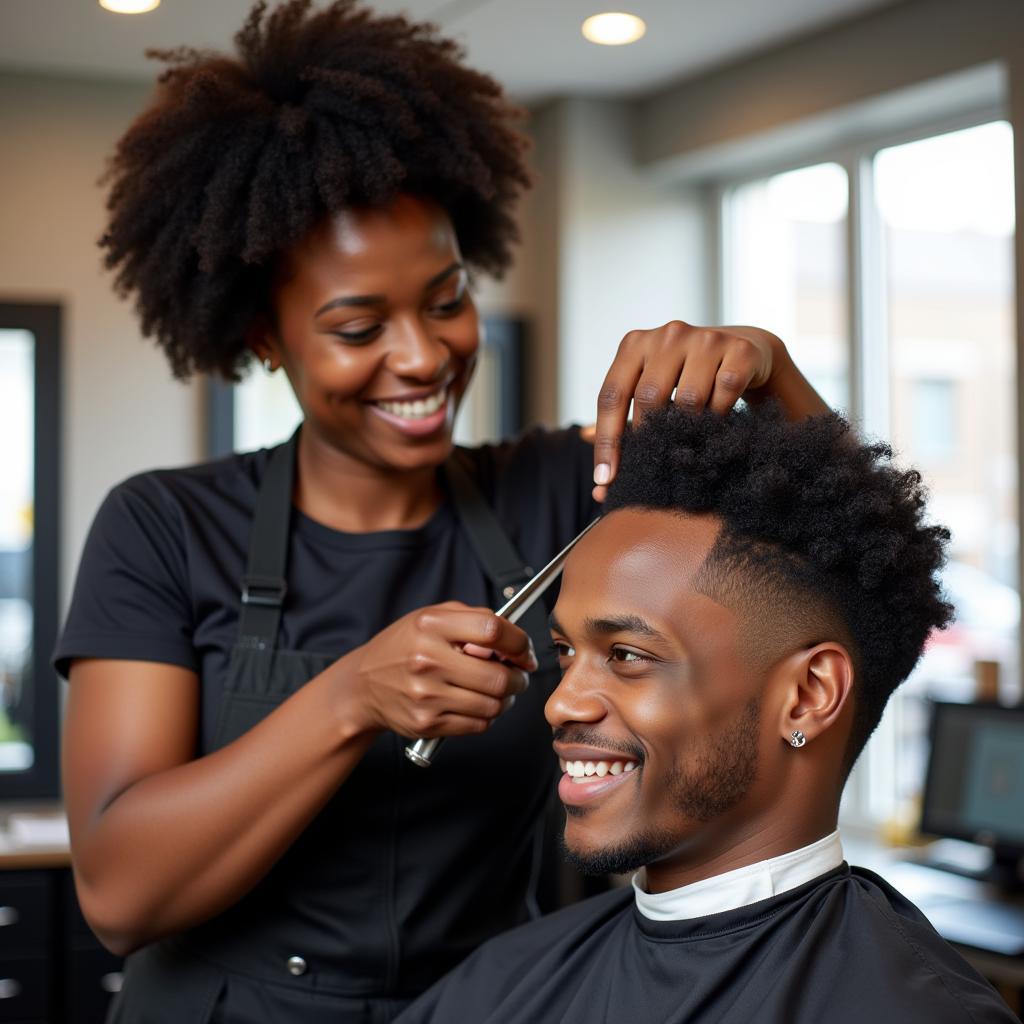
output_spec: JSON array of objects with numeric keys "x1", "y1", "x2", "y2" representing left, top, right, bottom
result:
[{"x1": 0, "y1": 0, "x2": 898, "y2": 104}]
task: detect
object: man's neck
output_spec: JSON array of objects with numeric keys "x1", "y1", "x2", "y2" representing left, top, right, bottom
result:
[
  {"x1": 643, "y1": 817, "x2": 839, "y2": 894},
  {"x1": 634, "y1": 830, "x2": 844, "y2": 921}
]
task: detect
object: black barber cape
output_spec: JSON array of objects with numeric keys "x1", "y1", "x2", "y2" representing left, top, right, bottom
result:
[{"x1": 397, "y1": 865, "x2": 1016, "y2": 1024}]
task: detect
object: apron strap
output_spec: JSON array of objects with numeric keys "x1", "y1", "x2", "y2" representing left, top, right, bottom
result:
[
  {"x1": 442, "y1": 456, "x2": 546, "y2": 640},
  {"x1": 236, "y1": 436, "x2": 547, "y2": 647},
  {"x1": 237, "y1": 427, "x2": 299, "y2": 650}
]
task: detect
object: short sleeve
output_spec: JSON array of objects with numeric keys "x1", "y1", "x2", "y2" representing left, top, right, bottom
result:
[{"x1": 53, "y1": 476, "x2": 199, "y2": 679}]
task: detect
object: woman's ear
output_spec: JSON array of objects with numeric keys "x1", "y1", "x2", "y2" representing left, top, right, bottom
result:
[
  {"x1": 246, "y1": 319, "x2": 280, "y2": 371},
  {"x1": 774, "y1": 643, "x2": 855, "y2": 748}
]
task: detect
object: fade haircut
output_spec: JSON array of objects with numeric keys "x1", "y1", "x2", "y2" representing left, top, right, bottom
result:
[
  {"x1": 100, "y1": 0, "x2": 531, "y2": 380},
  {"x1": 604, "y1": 403, "x2": 954, "y2": 767}
]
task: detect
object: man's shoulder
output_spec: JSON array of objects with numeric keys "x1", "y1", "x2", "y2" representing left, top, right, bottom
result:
[
  {"x1": 396, "y1": 888, "x2": 633, "y2": 1024},
  {"x1": 489, "y1": 885, "x2": 634, "y2": 956},
  {"x1": 824, "y1": 867, "x2": 1019, "y2": 1023}
]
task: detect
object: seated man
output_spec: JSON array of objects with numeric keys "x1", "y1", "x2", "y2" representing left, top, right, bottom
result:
[{"x1": 398, "y1": 403, "x2": 1017, "y2": 1024}]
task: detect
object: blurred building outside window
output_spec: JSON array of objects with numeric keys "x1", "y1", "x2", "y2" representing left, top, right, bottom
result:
[{"x1": 720, "y1": 120, "x2": 1018, "y2": 833}]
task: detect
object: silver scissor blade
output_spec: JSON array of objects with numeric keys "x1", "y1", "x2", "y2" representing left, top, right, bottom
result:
[
  {"x1": 404, "y1": 516, "x2": 601, "y2": 768},
  {"x1": 495, "y1": 517, "x2": 601, "y2": 623}
]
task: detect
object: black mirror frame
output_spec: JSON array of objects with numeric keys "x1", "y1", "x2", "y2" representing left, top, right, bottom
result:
[{"x1": 0, "y1": 302, "x2": 62, "y2": 800}]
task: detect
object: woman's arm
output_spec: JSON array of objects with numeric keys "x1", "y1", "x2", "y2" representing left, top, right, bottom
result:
[
  {"x1": 65, "y1": 603, "x2": 535, "y2": 956},
  {"x1": 587, "y1": 322, "x2": 829, "y2": 501}
]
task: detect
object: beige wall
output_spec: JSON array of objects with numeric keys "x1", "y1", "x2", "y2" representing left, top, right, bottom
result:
[
  {"x1": 0, "y1": 72, "x2": 203, "y2": 608},
  {"x1": 479, "y1": 98, "x2": 710, "y2": 427}
]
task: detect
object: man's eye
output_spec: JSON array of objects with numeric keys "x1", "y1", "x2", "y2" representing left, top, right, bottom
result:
[
  {"x1": 609, "y1": 647, "x2": 654, "y2": 665},
  {"x1": 550, "y1": 641, "x2": 575, "y2": 658}
]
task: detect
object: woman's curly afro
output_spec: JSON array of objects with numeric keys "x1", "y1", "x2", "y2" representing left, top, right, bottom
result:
[
  {"x1": 604, "y1": 403, "x2": 954, "y2": 764},
  {"x1": 100, "y1": 0, "x2": 532, "y2": 380}
]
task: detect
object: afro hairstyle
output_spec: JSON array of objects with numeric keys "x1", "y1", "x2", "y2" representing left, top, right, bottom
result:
[
  {"x1": 100, "y1": 0, "x2": 532, "y2": 380},
  {"x1": 603, "y1": 403, "x2": 954, "y2": 766}
]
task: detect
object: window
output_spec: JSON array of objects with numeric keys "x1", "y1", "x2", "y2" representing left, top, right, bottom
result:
[
  {"x1": 910, "y1": 379, "x2": 958, "y2": 463},
  {"x1": 724, "y1": 162, "x2": 850, "y2": 412},
  {"x1": 0, "y1": 304, "x2": 61, "y2": 799},
  {"x1": 719, "y1": 118, "x2": 1017, "y2": 827}
]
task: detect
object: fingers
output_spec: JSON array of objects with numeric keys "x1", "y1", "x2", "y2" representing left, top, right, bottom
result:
[
  {"x1": 593, "y1": 333, "x2": 645, "y2": 492},
  {"x1": 401, "y1": 651, "x2": 528, "y2": 737},
  {"x1": 414, "y1": 606, "x2": 538, "y2": 672},
  {"x1": 403, "y1": 698, "x2": 520, "y2": 739},
  {"x1": 706, "y1": 352, "x2": 758, "y2": 415},
  {"x1": 673, "y1": 342, "x2": 762, "y2": 417}
]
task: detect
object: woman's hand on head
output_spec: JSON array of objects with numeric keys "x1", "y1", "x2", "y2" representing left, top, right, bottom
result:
[
  {"x1": 339, "y1": 602, "x2": 537, "y2": 739},
  {"x1": 587, "y1": 322, "x2": 798, "y2": 502}
]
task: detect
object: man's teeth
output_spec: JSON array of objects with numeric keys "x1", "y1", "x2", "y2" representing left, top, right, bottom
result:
[
  {"x1": 558, "y1": 758, "x2": 638, "y2": 782},
  {"x1": 376, "y1": 388, "x2": 447, "y2": 419}
]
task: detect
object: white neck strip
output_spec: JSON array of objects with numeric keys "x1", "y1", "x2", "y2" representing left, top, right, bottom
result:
[{"x1": 633, "y1": 830, "x2": 844, "y2": 922}]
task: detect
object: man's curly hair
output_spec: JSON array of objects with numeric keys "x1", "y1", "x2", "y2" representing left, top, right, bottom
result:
[
  {"x1": 604, "y1": 404, "x2": 954, "y2": 766},
  {"x1": 100, "y1": 0, "x2": 532, "y2": 380}
]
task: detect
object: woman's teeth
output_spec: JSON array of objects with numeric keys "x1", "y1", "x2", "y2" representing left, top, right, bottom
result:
[
  {"x1": 375, "y1": 388, "x2": 447, "y2": 419},
  {"x1": 559, "y1": 758, "x2": 638, "y2": 782}
]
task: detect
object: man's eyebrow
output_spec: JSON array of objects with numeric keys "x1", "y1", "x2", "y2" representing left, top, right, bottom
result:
[
  {"x1": 547, "y1": 611, "x2": 666, "y2": 642},
  {"x1": 313, "y1": 262, "x2": 463, "y2": 318},
  {"x1": 584, "y1": 615, "x2": 666, "y2": 640}
]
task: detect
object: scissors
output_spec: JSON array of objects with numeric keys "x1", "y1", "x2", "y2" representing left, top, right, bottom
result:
[{"x1": 404, "y1": 517, "x2": 601, "y2": 768}]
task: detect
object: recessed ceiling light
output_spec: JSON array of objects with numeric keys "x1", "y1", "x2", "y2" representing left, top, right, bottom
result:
[
  {"x1": 582, "y1": 12, "x2": 646, "y2": 46},
  {"x1": 99, "y1": 0, "x2": 161, "y2": 13}
]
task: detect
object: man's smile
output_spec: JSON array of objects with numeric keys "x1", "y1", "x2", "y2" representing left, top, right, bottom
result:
[{"x1": 554, "y1": 743, "x2": 642, "y2": 807}]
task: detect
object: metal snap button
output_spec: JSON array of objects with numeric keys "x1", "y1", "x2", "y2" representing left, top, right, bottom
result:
[
  {"x1": 286, "y1": 955, "x2": 308, "y2": 976},
  {"x1": 502, "y1": 585, "x2": 517, "y2": 599}
]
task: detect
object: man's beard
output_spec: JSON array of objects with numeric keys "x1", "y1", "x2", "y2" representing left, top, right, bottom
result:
[{"x1": 561, "y1": 695, "x2": 762, "y2": 877}]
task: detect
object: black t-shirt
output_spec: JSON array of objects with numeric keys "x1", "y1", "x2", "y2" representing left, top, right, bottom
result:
[
  {"x1": 55, "y1": 426, "x2": 599, "y2": 998},
  {"x1": 56, "y1": 426, "x2": 596, "y2": 749},
  {"x1": 398, "y1": 866, "x2": 1018, "y2": 1023}
]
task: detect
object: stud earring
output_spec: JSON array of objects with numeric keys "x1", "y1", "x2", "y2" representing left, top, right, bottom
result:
[
  {"x1": 262, "y1": 357, "x2": 274, "y2": 373},
  {"x1": 789, "y1": 730, "x2": 807, "y2": 748}
]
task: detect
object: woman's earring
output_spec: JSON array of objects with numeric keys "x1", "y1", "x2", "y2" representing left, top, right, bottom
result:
[
  {"x1": 263, "y1": 357, "x2": 274, "y2": 374},
  {"x1": 789, "y1": 730, "x2": 807, "y2": 748}
]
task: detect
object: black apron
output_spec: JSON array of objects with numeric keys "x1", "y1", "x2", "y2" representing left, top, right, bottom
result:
[{"x1": 107, "y1": 432, "x2": 560, "y2": 1024}]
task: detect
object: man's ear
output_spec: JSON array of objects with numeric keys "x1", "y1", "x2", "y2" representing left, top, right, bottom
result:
[{"x1": 774, "y1": 643, "x2": 854, "y2": 747}]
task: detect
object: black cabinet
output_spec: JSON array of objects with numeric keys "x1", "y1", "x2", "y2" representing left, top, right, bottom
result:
[
  {"x1": 0, "y1": 872, "x2": 52, "y2": 1022},
  {"x1": 0, "y1": 869, "x2": 121, "y2": 1024}
]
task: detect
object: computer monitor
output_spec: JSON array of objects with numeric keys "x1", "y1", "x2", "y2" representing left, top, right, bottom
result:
[{"x1": 920, "y1": 700, "x2": 1024, "y2": 887}]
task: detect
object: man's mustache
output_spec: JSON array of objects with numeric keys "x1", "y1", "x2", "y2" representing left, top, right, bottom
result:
[{"x1": 552, "y1": 726, "x2": 645, "y2": 764}]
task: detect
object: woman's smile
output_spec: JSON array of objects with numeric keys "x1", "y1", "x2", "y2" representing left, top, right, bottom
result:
[{"x1": 366, "y1": 380, "x2": 455, "y2": 437}]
